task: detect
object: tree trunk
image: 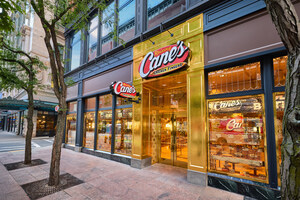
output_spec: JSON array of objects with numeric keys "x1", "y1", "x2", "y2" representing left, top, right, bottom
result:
[
  {"x1": 281, "y1": 52, "x2": 300, "y2": 200},
  {"x1": 264, "y1": 1, "x2": 300, "y2": 199},
  {"x1": 24, "y1": 87, "x2": 34, "y2": 164},
  {"x1": 48, "y1": 97, "x2": 67, "y2": 186}
]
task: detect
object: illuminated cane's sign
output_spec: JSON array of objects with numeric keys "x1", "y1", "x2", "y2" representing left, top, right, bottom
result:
[
  {"x1": 139, "y1": 41, "x2": 189, "y2": 79},
  {"x1": 111, "y1": 81, "x2": 136, "y2": 98}
]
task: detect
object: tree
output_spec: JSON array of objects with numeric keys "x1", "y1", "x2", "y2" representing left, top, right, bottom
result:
[
  {"x1": 28, "y1": 0, "x2": 112, "y2": 186},
  {"x1": 0, "y1": 0, "x2": 22, "y2": 32},
  {"x1": 264, "y1": 0, "x2": 300, "y2": 199},
  {"x1": 0, "y1": 35, "x2": 45, "y2": 164}
]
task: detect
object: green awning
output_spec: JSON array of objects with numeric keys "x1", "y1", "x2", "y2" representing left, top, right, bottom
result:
[{"x1": 0, "y1": 97, "x2": 57, "y2": 111}]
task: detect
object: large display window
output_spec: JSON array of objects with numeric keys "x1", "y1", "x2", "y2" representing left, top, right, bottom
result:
[
  {"x1": 66, "y1": 113, "x2": 76, "y2": 145},
  {"x1": 274, "y1": 92, "x2": 284, "y2": 186},
  {"x1": 66, "y1": 101, "x2": 77, "y2": 145},
  {"x1": 208, "y1": 95, "x2": 267, "y2": 182},
  {"x1": 83, "y1": 112, "x2": 95, "y2": 149},
  {"x1": 97, "y1": 110, "x2": 112, "y2": 152},
  {"x1": 115, "y1": 108, "x2": 132, "y2": 155}
]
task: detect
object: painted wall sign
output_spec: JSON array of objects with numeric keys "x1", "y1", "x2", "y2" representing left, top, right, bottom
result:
[
  {"x1": 139, "y1": 41, "x2": 189, "y2": 79},
  {"x1": 111, "y1": 81, "x2": 136, "y2": 98}
]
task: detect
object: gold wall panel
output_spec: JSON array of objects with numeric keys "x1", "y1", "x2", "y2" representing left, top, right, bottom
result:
[
  {"x1": 187, "y1": 69, "x2": 207, "y2": 172},
  {"x1": 132, "y1": 14, "x2": 206, "y2": 172},
  {"x1": 132, "y1": 82, "x2": 142, "y2": 159}
]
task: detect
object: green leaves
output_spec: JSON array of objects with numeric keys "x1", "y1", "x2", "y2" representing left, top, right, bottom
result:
[
  {"x1": 0, "y1": 0, "x2": 23, "y2": 33},
  {"x1": 0, "y1": 34, "x2": 47, "y2": 94}
]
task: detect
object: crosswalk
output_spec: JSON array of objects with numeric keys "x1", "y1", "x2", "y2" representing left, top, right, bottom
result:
[{"x1": 0, "y1": 138, "x2": 53, "y2": 152}]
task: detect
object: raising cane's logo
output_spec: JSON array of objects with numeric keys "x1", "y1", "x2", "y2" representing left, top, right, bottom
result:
[
  {"x1": 111, "y1": 81, "x2": 136, "y2": 98},
  {"x1": 139, "y1": 41, "x2": 189, "y2": 79}
]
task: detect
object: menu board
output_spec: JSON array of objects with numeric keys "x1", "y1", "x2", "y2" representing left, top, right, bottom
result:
[{"x1": 208, "y1": 96, "x2": 267, "y2": 181}]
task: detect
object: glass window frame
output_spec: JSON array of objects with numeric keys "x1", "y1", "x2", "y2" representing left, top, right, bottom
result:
[
  {"x1": 87, "y1": 13, "x2": 99, "y2": 62},
  {"x1": 70, "y1": 30, "x2": 82, "y2": 71},
  {"x1": 206, "y1": 94, "x2": 269, "y2": 183},
  {"x1": 77, "y1": 93, "x2": 133, "y2": 155}
]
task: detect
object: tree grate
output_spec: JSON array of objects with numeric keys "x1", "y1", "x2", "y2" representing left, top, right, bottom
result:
[
  {"x1": 4, "y1": 159, "x2": 47, "y2": 171},
  {"x1": 21, "y1": 173, "x2": 84, "y2": 200}
]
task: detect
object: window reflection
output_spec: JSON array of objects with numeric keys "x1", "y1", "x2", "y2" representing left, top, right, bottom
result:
[
  {"x1": 147, "y1": 0, "x2": 185, "y2": 30},
  {"x1": 118, "y1": 0, "x2": 135, "y2": 44},
  {"x1": 97, "y1": 110, "x2": 112, "y2": 152},
  {"x1": 115, "y1": 108, "x2": 132, "y2": 155},
  {"x1": 66, "y1": 113, "x2": 76, "y2": 146},
  {"x1": 83, "y1": 112, "x2": 95, "y2": 149},
  {"x1": 273, "y1": 56, "x2": 287, "y2": 87},
  {"x1": 88, "y1": 15, "x2": 98, "y2": 61},
  {"x1": 101, "y1": 2, "x2": 115, "y2": 54},
  {"x1": 208, "y1": 62, "x2": 261, "y2": 95},
  {"x1": 99, "y1": 94, "x2": 112, "y2": 108},
  {"x1": 71, "y1": 31, "x2": 81, "y2": 70},
  {"x1": 208, "y1": 96, "x2": 267, "y2": 182},
  {"x1": 85, "y1": 97, "x2": 96, "y2": 110}
]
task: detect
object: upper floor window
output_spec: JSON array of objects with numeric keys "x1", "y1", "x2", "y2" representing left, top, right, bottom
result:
[
  {"x1": 70, "y1": 31, "x2": 81, "y2": 70},
  {"x1": 101, "y1": 1, "x2": 115, "y2": 54},
  {"x1": 88, "y1": 15, "x2": 99, "y2": 61},
  {"x1": 118, "y1": 0, "x2": 135, "y2": 44},
  {"x1": 147, "y1": 0, "x2": 186, "y2": 30}
]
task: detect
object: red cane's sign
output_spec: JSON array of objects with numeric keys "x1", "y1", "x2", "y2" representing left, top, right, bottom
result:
[
  {"x1": 139, "y1": 41, "x2": 189, "y2": 79},
  {"x1": 111, "y1": 81, "x2": 136, "y2": 98}
]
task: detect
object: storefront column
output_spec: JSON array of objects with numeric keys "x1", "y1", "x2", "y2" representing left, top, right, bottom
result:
[
  {"x1": 17, "y1": 111, "x2": 22, "y2": 135},
  {"x1": 111, "y1": 95, "x2": 116, "y2": 154},
  {"x1": 186, "y1": 68, "x2": 207, "y2": 186},
  {"x1": 75, "y1": 98, "x2": 84, "y2": 151},
  {"x1": 263, "y1": 57, "x2": 278, "y2": 188},
  {"x1": 131, "y1": 82, "x2": 151, "y2": 168}
]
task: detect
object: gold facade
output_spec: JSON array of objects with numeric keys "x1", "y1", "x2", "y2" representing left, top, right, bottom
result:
[{"x1": 132, "y1": 14, "x2": 206, "y2": 172}]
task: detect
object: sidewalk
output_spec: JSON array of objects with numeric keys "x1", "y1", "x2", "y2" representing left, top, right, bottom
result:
[{"x1": 0, "y1": 146, "x2": 244, "y2": 200}]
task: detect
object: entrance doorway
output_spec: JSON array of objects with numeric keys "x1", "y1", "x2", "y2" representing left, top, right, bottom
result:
[{"x1": 143, "y1": 73, "x2": 187, "y2": 168}]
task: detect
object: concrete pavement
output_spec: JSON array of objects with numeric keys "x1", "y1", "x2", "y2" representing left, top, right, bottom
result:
[{"x1": 0, "y1": 145, "x2": 245, "y2": 200}]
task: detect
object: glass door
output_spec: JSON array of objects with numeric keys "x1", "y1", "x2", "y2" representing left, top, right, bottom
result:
[{"x1": 144, "y1": 73, "x2": 187, "y2": 168}]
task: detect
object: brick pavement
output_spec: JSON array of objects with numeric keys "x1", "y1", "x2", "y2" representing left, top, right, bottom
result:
[{"x1": 0, "y1": 146, "x2": 244, "y2": 200}]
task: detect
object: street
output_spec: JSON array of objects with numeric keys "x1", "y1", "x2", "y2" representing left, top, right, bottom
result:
[{"x1": 0, "y1": 131, "x2": 53, "y2": 152}]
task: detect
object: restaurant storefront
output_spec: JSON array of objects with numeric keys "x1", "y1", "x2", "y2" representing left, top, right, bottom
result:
[
  {"x1": 64, "y1": 1, "x2": 294, "y2": 198},
  {"x1": 131, "y1": 14, "x2": 206, "y2": 173}
]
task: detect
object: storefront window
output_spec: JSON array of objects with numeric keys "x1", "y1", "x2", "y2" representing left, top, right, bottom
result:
[
  {"x1": 115, "y1": 108, "x2": 132, "y2": 155},
  {"x1": 88, "y1": 15, "x2": 98, "y2": 61},
  {"x1": 85, "y1": 97, "x2": 96, "y2": 110},
  {"x1": 147, "y1": 0, "x2": 185, "y2": 30},
  {"x1": 273, "y1": 56, "x2": 287, "y2": 87},
  {"x1": 208, "y1": 62, "x2": 261, "y2": 95},
  {"x1": 99, "y1": 94, "x2": 112, "y2": 108},
  {"x1": 101, "y1": 1, "x2": 115, "y2": 54},
  {"x1": 118, "y1": 0, "x2": 135, "y2": 44},
  {"x1": 70, "y1": 31, "x2": 81, "y2": 70},
  {"x1": 68, "y1": 101, "x2": 77, "y2": 112},
  {"x1": 66, "y1": 113, "x2": 76, "y2": 145},
  {"x1": 208, "y1": 95, "x2": 267, "y2": 182},
  {"x1": 97, "y1": 110, "x2": 112, "y2": 152},
  {"x1": 274, "y1": 93, "x2": 284, "y2": 185},
  {"x1": 83, "y1": 112, "x2": 95, "y2": 149},
  {"x1": 116, "y1": 97, "x2": 131, "y2": 106},
  {"x1": 36, "y1": 111, "x2": 57, "y2": 137}
]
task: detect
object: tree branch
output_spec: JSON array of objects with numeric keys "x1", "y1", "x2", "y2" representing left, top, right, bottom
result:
[
  {"x1": 0, "y1": 57, "x2": 32, "y2": 74},
  {"x1": 51, "y1": 1, "x2": 77, "y2": 25}
]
